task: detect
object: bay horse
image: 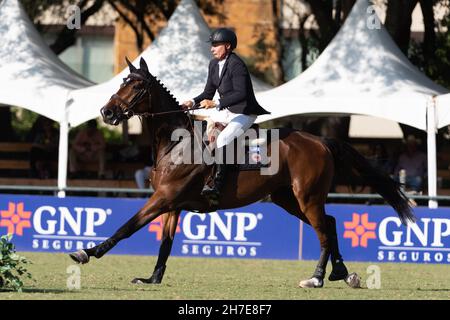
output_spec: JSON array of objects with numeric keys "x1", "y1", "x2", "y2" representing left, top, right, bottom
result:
[{"x1": 69, "y1": 58, "x2": 415, "y2": 288}]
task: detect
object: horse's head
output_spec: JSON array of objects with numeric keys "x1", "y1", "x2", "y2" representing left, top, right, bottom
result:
[{"x1": 101, "y1": 57, "x2": 153, "y2": 126}]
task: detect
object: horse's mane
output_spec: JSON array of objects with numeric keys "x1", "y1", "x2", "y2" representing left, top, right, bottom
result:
[
  {"x1": 144, "y1": 71, "x2": 180, "y2": 111},
  {"x1": 135, "y1": 69, "x2": 193, "y2": 165}
]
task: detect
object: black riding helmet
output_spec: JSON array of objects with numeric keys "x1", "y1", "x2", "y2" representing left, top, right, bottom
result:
[{"x1": 208, "y1": 28, "x2": 237, "y2": 49}]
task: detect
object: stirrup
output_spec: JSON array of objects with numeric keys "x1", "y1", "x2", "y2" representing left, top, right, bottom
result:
[{"x1": 201, "y1": 185, "x2": 219, "y2": 197}]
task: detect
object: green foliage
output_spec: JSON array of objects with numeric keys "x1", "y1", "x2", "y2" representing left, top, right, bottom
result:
[
  {"x1": 0, "y1": 234, "x2": 33, "y2": 292},
  {"x1": 408, "y1": 11, "x2": 450, "y2": 89},
  {"x1": 10, "y1": 107, "x2": 122, "y2": 144},
  {"x1": 10, "y1": 107, "x2": 40, "y2": 141},
  {"x1": 99, "y1": 126, "x2": 123, "y2": 144},
  {"x1": 69, "y1": 120, "x2": 123, "y2": 144}
]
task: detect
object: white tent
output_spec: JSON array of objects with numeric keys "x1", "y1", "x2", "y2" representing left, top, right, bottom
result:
[
  {"x1": 255, "y1": 0, "x2": 449, "y2": 207},
  {"x1": 0, "y1": 0, "x2": 93, "y2": 196},
  {"x1": 67, "y1": 0, "x2": 271, "y2": 128},
  {"x1": 436, "y1": 94, "x2": 450, "y2": 129},
  {"x1": 256, "y1": 0, "x2": 447, "y2": 128},
  {"x1": 0, "y1": 0, "x2": 92, "y2": 121},
  {"x1": 349, "y1": 115, "x2": 403, "y2": 138}
]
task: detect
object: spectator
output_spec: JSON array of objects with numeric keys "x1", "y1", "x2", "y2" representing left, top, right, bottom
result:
[
  {"x1": 28, "y1": 116, "x2": 59, "y2": 179},
  {"x1": 368, "y1": 143, "x2": 393, "y2": 175},
  {"x1": 69, "y1": 119, "x2": 106, "y2": 178},
  {"x1": 134, "y1": 166, "x2": 152, "y2": 189},
  {"x1": 134, "y1": 147, "x2": 153, "y2": 189},
  {"x1": 394, "y1": 135, "x2": 427, "y2": 192}
]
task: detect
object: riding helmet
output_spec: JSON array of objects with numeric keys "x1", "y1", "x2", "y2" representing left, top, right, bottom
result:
[{"x1": 208, "y1": 28, "x2": 237, "y2": 49}]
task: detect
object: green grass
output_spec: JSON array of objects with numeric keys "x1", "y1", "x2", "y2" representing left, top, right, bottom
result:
[{"x1": 1, "y1": 252, "x2": 449, "y2": 300}]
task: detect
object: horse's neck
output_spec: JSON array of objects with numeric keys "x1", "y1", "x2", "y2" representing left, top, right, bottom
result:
[{"x1": 147, "y1": 84, "x2": 191, "y2": 166}]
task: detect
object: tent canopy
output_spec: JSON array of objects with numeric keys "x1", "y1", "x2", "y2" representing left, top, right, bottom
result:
[
  {"x1": 349, "y1": 115, "x2": 403, "y2": 138},
  {"x1": 437, "y1": 94, "x2": 450, "y2": 129},
  {"x1": 255, "y1": 0, "x2": 448, "y2": 130},
  {"x1": 67, "y1": 0, "x2": 271, "y2": 127},
  {"x1": 0, "y1": 0, "x2": 93, "y2": 123}
]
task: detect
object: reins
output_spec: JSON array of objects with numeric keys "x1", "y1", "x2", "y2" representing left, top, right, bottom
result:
[{"x1": 134, "y1": 105, "x2": 205, "y2": 118}]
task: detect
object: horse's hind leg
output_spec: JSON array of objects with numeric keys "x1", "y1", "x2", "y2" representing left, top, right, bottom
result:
[
  {"x1": 297, "y1": 201, "x2": 331, "y2": 288},
  {"x1": 325, "y1": 215, "x2": 349, "y2": 281},
  {"x1": 272, "y1": 188, "x2": 328, "y2": 287},
  {"x1": 271, "y1": 188, "x2": 351, "y2": 288},
  {"x1": 132, "y1": 210, "x2": 180, "y2": 284},
  {"x1": 271, "y1": 189, "x2": 329, "y2": 287}
]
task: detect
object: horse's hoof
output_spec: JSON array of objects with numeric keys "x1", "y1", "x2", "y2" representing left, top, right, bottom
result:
[
  {"x1": 299, "y1": 277, "x2": 323, "y2": 288},
  {"x1": 69, "y1": 250, "x2": 89, "y2": 264},
  {"x1": 131, "y1": 278, "x2": 145, "y2": 284},
  {"x1": 345, "y1": 272, "x2": 362, "y2": 288},
  {"x1": 131, "y1": 278, "x2": 155, "y2": 284},
  {"x1": 328, "y1": 270, "x2": 349, "y2": 281}
]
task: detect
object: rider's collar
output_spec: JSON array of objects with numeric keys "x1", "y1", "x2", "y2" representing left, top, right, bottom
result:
[{"x1": 218, "y1": 54, "x2": 230, "y2": 63}]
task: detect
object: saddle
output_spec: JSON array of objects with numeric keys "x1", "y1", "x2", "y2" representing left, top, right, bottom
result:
[{"x1": 204, "y1": 118, "x2": 270, "y2": 171}]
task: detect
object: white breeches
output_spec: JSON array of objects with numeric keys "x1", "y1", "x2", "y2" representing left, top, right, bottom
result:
[{"x1": 209, "y1": 109, "x2": 257, "y2": 149}]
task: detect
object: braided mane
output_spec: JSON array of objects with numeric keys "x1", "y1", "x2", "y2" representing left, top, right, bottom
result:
[{"x1": 145, "y1": 72, "x2": 180, "y2": 110}]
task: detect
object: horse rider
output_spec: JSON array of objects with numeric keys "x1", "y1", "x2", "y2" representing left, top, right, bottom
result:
[{"x1": 182, "y1": 28, "x2": 270, "y2": 200}]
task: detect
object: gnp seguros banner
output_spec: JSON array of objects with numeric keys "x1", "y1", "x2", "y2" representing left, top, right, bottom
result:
[{"x1": 0, "y1": 195, "x2": 448, "y2": 263}]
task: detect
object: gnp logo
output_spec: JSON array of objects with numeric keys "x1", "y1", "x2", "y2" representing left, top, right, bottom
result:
[
  {"x1": 0, "y1": 201, "x2": 112, "y2": 252},
  {"x1": 148, "y1": 215, "x2": 181, "y2": 240},
  {"x1": 343, "y1": 213, "x2": 376, "y2": 248},
  {"x1": 343, "y1": 212, "x2": 450, "y2": 263},
  {"x1": 179, "y1": 211, "x2": 263, "y2": 258},
  {"x1": 0, "y1": 202, "x2": 32, "y2": 236}
]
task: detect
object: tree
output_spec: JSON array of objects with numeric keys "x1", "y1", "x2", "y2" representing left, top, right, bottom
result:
[{"x1": 21, "y1": 0, "x2": 224, "y2": 54}]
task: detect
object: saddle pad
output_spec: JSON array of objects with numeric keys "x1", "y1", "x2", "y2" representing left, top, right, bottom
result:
[{"x1": 232, "y1": 144, "x2": 271, "y2": 171}]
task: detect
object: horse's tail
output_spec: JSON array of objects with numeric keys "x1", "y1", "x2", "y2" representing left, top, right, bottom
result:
[{"x1": 324, "y1": 138, "x2": 416, "y2": 225}]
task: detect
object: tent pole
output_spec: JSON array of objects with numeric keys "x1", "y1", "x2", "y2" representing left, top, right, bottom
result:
[
  {"x1": 57, "y1": 120, "x2": 69, "y2": 198},
  {"x1": 426, "y1": 97, "x2": 438, "y2": 209}
]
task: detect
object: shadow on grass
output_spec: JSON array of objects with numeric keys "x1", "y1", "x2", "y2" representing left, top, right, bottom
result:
[
  {"x1": 0, "y1": 288, "x2": 70, "y2": 294},
  {"x1": 87, "y1": 286, "x2": 163, "y2": 293},
  {"x1": 23, "y1": 288, "x2": 71, "y2": 294},
  {"x1": 416, "y1": 288, "x2": 450, "y2": 292}
]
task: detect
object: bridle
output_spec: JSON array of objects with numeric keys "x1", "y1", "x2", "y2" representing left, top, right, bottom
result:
[
  {"x1": 111, "y1": 72, "x2": 151, "y2": 119},
  {"x1": 112, "y1": 72, "x2": 204, "y2": 119}
]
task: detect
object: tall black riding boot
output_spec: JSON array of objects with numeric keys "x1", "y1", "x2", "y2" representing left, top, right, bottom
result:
[{"x1": 201, "y1": 163, "x2": 227, "y2": 200}]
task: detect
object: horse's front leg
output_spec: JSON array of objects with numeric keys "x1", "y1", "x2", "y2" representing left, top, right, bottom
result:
[
  {"x1": 131, "y1": 210, "x2": 181, "y2": 284},
  {"x1": 69, "y1": 191, "x2": 173, "y2": 264}
]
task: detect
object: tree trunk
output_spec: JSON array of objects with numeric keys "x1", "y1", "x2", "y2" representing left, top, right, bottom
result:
[
  {"x1": 419, "y1": 0, "x2": 436, "y2": 62},
  {"x1": 341, "y1": 0, "x2": 356, "y2": 20},
  {"x1": 303, "y1": 0, "x2": 337, "y2": 51},
  {"x1": 271, "y1": 0, "x2": 285, "y2": 85},
  {"x1": 384, "y1": 0, "x2": 419, "y2": 54}
]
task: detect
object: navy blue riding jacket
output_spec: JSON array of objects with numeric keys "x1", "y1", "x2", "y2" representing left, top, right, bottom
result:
[{"x1": 193, "y1": 52, "x2": 270, "y2": 116}]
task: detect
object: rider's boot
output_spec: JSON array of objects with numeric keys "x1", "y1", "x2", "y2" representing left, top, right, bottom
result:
[{"x1": 201, "y1": 163, "x2": 227, "y2": 201}]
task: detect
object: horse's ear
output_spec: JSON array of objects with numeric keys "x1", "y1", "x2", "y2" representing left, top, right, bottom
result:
[
  {"x1": 139, "y1": 57, "x2": 149, "y2": 74},
  {"x1": 125, "y1": 57, "x2": 137, "y2": 73}
]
